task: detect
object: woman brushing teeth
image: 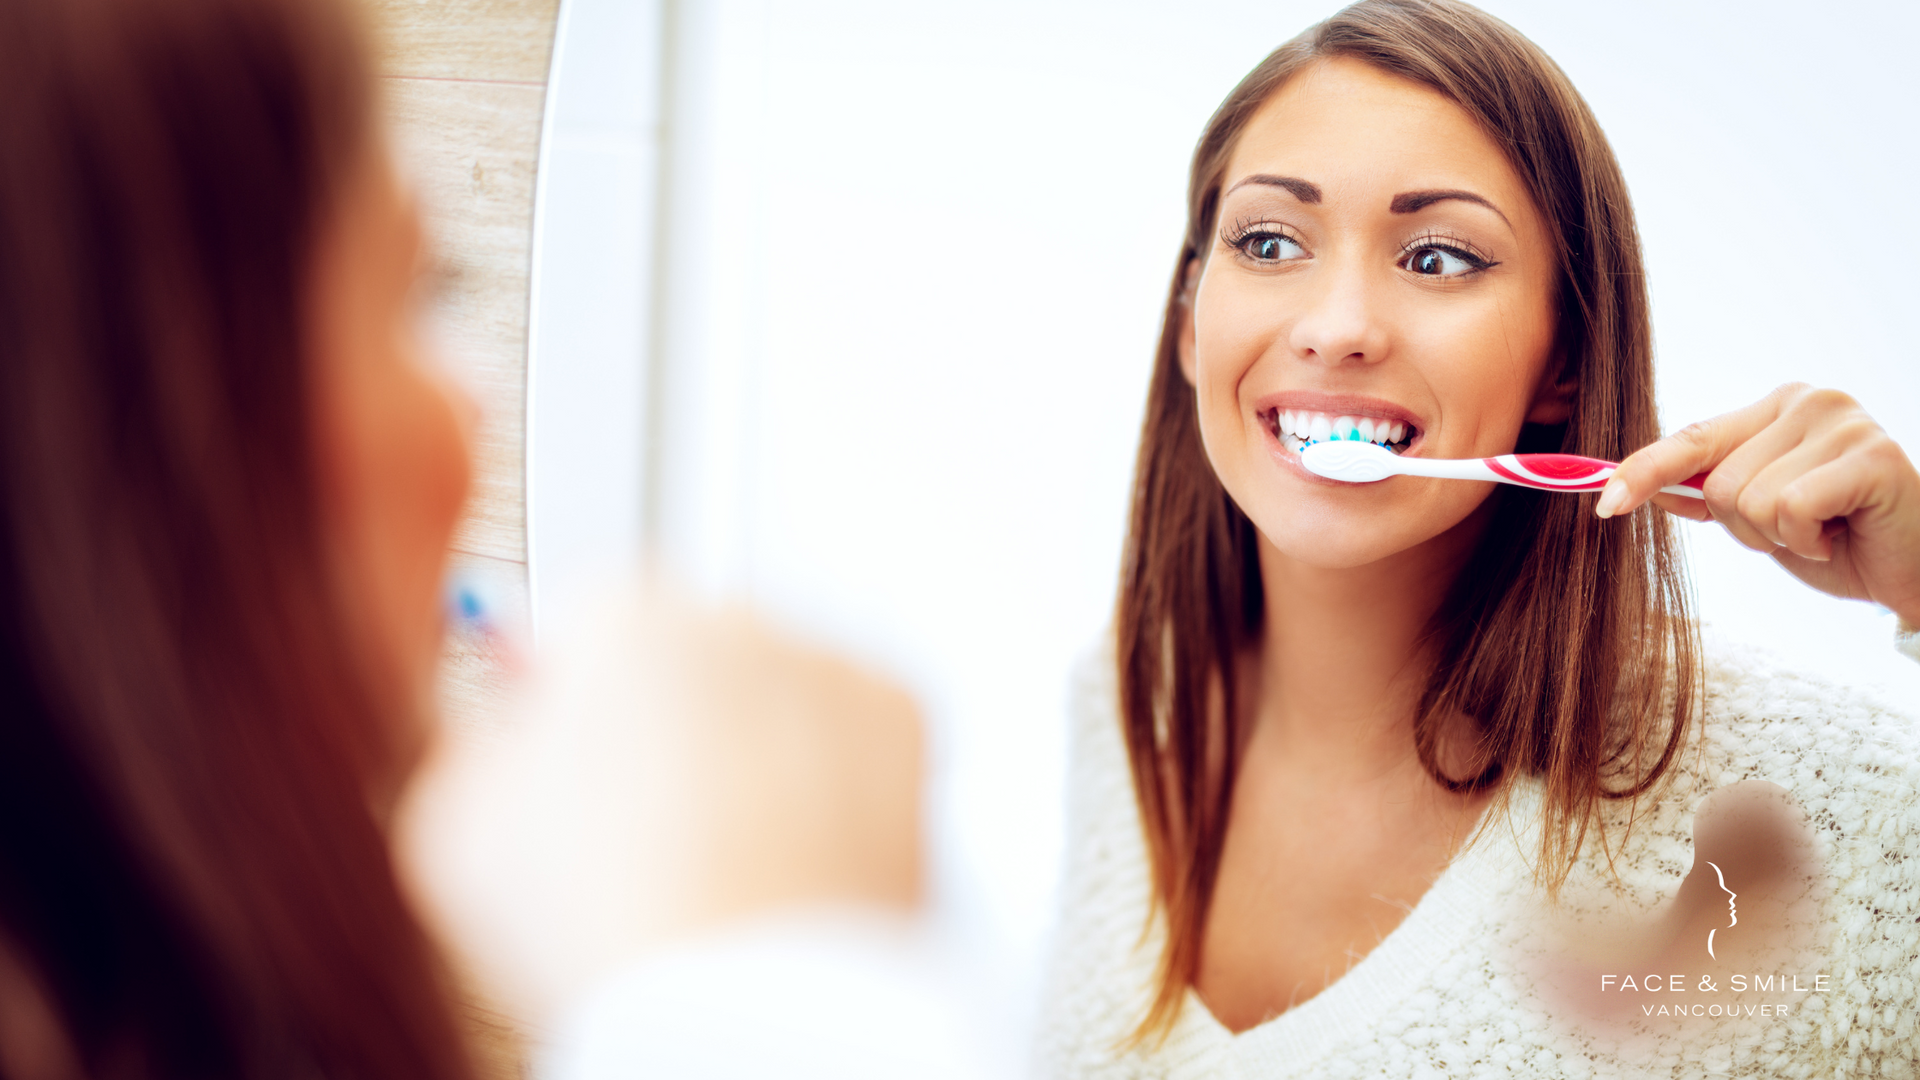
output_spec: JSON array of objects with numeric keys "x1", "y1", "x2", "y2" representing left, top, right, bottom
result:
[
  {"x1": 1039, "y1": 2, "x2": 1920, "y2": 1075},
  {"x1": 1183, "y1": 68, "x2": 1572, "y2": 570}
]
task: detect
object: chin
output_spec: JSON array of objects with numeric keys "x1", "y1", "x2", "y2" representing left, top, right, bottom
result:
[{"x1": 1254, "y1": 518, "x2": 1426, "y2": 570}]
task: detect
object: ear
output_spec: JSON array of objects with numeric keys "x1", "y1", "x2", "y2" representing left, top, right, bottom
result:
[
  {"x1": 1524, "y1": 349, "x2": 1577, "y2": 425},
  {"x1": 1174, "y1": 257, "x2": 1200, "y2": 386}
]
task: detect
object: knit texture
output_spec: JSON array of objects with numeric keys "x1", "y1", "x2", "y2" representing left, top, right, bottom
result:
[{"x1": 1035, "y1": 638, "x2": 1920, "y2": 1079}]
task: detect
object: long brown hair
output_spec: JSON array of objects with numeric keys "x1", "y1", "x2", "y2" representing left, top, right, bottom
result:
[
  {"x1": 0, "y1": 0, "x2": 476, "y2": 1076},
  {"x1": 1116, "y1": 0, "x2": 1697, "y2": 1037}
]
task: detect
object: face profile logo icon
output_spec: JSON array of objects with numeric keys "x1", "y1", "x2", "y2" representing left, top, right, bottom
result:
[{"x1": 1705, "y1": 861, "x2": 1738, "y2": 960}]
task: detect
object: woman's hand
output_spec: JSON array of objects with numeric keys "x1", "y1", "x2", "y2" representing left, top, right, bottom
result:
[
  {"x1": 397, "y1": 576, "x2": 924, "y2": 1026},
  {"x1": 1595, "y1": 383, "x2": 1920, "y2": 626}
]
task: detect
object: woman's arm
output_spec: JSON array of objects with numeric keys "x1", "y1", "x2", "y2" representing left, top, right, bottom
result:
[{"x1": 1596, "y1": 382, "x2": 1920, "y2": 629}]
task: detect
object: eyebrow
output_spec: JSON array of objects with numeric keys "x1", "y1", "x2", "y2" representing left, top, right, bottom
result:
[
  {"x1": 1225, "y1": 177, "x2": 1510, "y2": 228},
  {"x1": 1390, "y1": 188, "x2": 1508, "y2": 224},
  {"x1": 1224, "y1": 174, "x2": 1322, "y2": 203}
]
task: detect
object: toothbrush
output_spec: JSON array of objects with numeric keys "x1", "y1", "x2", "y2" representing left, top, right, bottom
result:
[
  {"x1": 443, "y1": 570, "x2": 529, "y2": 673},
  {"x1": 1299, "y1": 439, "x2": 1706, "y2": 498}
]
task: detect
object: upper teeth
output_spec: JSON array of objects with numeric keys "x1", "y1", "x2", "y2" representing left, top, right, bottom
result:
[{"x1": 1277, "y1": 410, "x2": 1408, "y2": 446}]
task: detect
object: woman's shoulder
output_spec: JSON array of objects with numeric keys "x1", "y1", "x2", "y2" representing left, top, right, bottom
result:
[
  {"x1": 1686, "y1": 635, "x2": 1920, "y2": 887},
  {"x1": 1689, "y1": 636, "x2": 1920, "y2": 967},
  {"x1": 1064, "y1": 638, "x2": 1131, "y2": 798},
  {"x1": 1694, "y1": 633, "x2": 1920, "y2": 794},
  {"x1": 1038, "y1": 640, "x2": 1163, "y2": 1076},
  {"x1": 1688, "y1": 636, "x2": 1920, "y2": 1034},
  {"x1": 1067, "y1": 637, "x2": 1120, "y2": 725},
  {"x1": 1056, "y1": 641, "x2": 1149, "y2": 910},
  {"x1": 1545, "y1": 633, "x2": 1919, "y2": 919}
]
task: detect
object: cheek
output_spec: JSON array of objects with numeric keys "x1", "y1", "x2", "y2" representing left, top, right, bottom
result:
[
  {"x1": 1190, "y1": 281, "x2": 1284, "y2": 456},
  {"x1": 1192, "y1": 279, "x2": 1284, "y2": 388},
  {"x1": 1418, "y1": 298, "x2": 1555, "y2": 452},
  {"x1": 329, "y1": 351, "x2": 473, "y2": 664},
  {"x1": 371, "y1": 364, "x2": 471, "y2": 591}
]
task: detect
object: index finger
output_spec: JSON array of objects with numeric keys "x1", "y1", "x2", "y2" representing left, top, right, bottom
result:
[{"x1": 1594, "y1": 386, "x2": 1800, "y2": 519}]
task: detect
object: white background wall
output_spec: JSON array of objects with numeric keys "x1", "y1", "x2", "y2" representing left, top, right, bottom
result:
[{"x1": 530, "y1": 0, "x2": 1920, "y2": 1067}]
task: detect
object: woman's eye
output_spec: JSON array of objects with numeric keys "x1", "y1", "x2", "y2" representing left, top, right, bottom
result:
[
  {"x1": 1401, "y1": 245, "x2": 1484, "y2": 277},
  {"x1": 1237, "y1": 232, "x2": 1305, "y2": 263}
]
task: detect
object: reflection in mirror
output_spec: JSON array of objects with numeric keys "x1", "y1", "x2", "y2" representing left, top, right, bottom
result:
[{"x1": 522, "y1": 3, "x2": 1920, "y2": 1073}]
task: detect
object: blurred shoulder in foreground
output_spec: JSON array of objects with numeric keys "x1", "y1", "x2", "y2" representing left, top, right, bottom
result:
[{"x1": 399, "y1": 572, "x2": 988, "y2": 1078}]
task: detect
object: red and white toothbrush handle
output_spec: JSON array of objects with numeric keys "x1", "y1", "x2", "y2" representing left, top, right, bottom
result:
[{"x1": 1484, "y1": 453, "x2": 1706, "y2": 499}]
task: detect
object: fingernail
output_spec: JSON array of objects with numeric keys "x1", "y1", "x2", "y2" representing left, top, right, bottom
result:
[{"x1": 1594, "y1": 479, "x2": 1627, "y2": 519}]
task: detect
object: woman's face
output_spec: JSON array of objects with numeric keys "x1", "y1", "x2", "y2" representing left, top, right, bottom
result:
[
  {"x1": 307, "y1": 142, "x2": 474, "y2": 727},
  {"x1": 1184, "y1": 57, "x2": 1566, "y2": 571}
]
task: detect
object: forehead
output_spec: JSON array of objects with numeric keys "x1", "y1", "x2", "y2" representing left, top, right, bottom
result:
[{"x1": 1223, "y1": 56, "x2": 1535, "y2": 216}]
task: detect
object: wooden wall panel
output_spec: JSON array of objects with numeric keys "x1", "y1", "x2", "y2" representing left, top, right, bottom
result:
[
  {"x1": 371, "y1": 0, "x2": 555, "y2": 720},
  {"x1": 369, "y1": 2, "x2": 559, "y2": 1075},
  {"x1": 385, "y1": 77, "x2": 542, "y2": 566},
  {"x1": 371, "y1": 0, "x2": 559, "y2": 83}
]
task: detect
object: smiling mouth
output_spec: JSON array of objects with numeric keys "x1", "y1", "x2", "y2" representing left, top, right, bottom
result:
[{"x1": 1262, "y1": 408, "x2": 1417, "y2": 455}]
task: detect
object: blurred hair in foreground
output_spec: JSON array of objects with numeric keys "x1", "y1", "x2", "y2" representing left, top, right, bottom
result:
[{"x1": 0, "y1": 0, "x2": 475, "y2": 1076}]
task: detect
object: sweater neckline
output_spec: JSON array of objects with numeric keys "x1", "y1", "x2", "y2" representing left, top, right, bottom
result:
[{"x1": 1165, "y1": 780, "x2": 1542, "y2": 1073}]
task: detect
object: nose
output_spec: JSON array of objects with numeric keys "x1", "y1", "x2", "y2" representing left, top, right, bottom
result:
[{"x1": 1286, "y1": 260, "x2": 1389, "y2": 367}]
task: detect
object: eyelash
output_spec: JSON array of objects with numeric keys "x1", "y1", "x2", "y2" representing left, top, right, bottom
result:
[
  {"x1": 1221, "y1": 218, "x2": 1304, "y2": 261},
  {"x1": 1218, "y1": 221, "x2": 1501, "y2": 276},
  {"x1": 1399, "y1": 232, "x2": 1499, "y2": 274}
]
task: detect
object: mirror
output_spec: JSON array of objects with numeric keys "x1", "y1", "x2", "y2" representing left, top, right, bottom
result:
[{"x1": 524, "y1": 0, "x2": 1920, "y2": 1062}]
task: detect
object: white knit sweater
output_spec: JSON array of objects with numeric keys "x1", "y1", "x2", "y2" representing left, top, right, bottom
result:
[{"x1": 1036, "y1": 639, "x2": 1920, "y2": 1078}]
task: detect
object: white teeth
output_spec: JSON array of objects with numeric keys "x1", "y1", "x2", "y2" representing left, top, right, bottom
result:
[{"x1": 1272, "y1": 408, "x2": 1415, "y2": 448}]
